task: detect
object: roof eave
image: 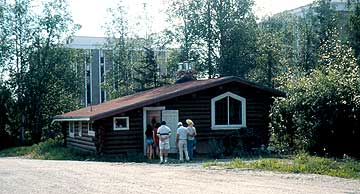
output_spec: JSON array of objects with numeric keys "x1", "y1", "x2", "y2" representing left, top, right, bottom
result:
[
  {"x1": 54, "y1": 76, "x2": 286, "y2": 122},
  {"x1": 51, "y1": 117, "x2": 91, "y2": 124},
  {"x1": 90, "y1": 77, "x2": 285, "y2": 121}
]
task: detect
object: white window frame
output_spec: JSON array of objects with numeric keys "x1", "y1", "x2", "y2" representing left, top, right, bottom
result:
[
  {"x1": 211, "y1": 92, "x2": 246, "y2": 130},
  {"x1": 78, "y1": 122, "x2": 82, "y2": 137},
  {"x1": 88, "y1": 123, "x2": 95, "y2": 137},
  {"x1": 113, "y1": 117, "x2": 130, "y2": 131},
  {"x1": 69, "y1": 122, "x2": 75, "y2": 138}
]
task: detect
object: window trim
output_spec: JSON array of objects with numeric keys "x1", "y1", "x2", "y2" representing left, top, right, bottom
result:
[
  {"x1": 69, "y1": 122, "x2": 75, "y2": 138},
  {"x1": 211, "y1": 92, "x2": 246, "y2": 130},
  {"x1": 87, "y1": 122, "x2": 95, "y2": 137},
  {"x1": 113, "y1": 117, "x2": 130, "y2": 131}
]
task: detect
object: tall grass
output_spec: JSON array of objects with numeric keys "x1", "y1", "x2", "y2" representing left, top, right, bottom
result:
[
  {"x1": 0, "y1": 138, "x2": 90, "y2": 160},
  {"x1": 204, "y1": 154, "x2": 360, "y2": 179},
  {"x1": 0, "y1": 138, "x2": 146, "y2": 162}
]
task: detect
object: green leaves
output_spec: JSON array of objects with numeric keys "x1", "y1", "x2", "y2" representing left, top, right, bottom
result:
[
  {"x1": 270, "y1": 34, "x2": 360, "y2": 158},
  {"x1": 0, "y1": 0, "x2": 81, "y2": 145},
  {"x1": 166, "y1": 0, "x2": 257, "y2": 78}
]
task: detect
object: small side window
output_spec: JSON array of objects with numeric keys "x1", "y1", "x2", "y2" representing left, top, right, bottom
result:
[
  {"x1": 113, "y1": 117, "x2": 129, "y2": 131},
  {"x1": 78, "y1": 122, "x2": 82, "y2": 137},
  {"x1": 88, "y1": 123, "x2": 95, "y2": 136},
  {"x1": 69, "y1": 122, "x2": 74, "y2": 138}
]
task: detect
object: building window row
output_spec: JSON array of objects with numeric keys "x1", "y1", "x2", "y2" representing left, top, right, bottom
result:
[{"x1": 68, "y1": 121, "x2": 95, "y2": 137}]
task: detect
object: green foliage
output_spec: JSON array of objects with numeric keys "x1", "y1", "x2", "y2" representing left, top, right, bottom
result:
[
  {"x1": 270, "y1": 31, "x2": 360, "y2": 157},
  {"x1": 167, "y1": 0, "x2": 257, "y2": 78},
  {"x1": 133, "y1": 47, "x2": 161, "y2": 91},
  {"x1": 207, "y1": 139, "x2": 225, "y2": 159},
  {"x1": 349, "y1": 1, "x2": 360, "y2": 61},
  {"x1": 0, "y1": 137, "x2": 89, "y2": 160},
  {"x1": 0, "y1": 145, "x2": 35, "y2": 157},
  {"x1": 166, "y1": 0, "x2": 204, "y2": 64},
  {"x1": 104, "y1": 2, "x2": 172, "y2": 98},
  {"x1": 204, "y1": 154, "x2": 360, "y2": 179},
  {"x1": 103, "y1": 2, "x2": 134, "y2": 98},
  {"x1": 0, "y1": 84, "x2": 15, "y2": 149},
  {"x1": 247, "y1": 13, "x2": 298, "y2": 87},
  {"x1": 31, "y1": 137, "x2": 89, "y2": 160},
  {"x1": 0, "y1": 137, "x2": 149, "y2": 162},
  {"x1": 0, "y1": 0, "x2": 81, "y2": 145}
]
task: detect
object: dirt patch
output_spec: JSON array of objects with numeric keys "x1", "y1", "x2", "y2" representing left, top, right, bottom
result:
[{"x1": 0, "y1": 158, "x2": 359, "y2": 194}]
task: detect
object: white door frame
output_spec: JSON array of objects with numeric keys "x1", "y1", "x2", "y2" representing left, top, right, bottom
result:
[{"x1": 143, "y1": 106, "x2": 165, "y2": 155}]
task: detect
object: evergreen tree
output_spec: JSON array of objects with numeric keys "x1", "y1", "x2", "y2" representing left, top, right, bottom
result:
[{"x1": 133, "y1": 47, "x2": 160, "y2": 91}]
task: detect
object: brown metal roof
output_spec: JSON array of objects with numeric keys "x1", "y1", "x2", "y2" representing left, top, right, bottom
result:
[{"x1": 53, "y1": 76, "x2": 285, "y2": 122}]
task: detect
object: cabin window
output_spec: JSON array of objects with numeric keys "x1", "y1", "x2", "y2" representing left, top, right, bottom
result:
[
  {"x1": 113, "y1": 117, "x2": 129, "y2": 131},
  {"x1": 68, "y1": 122, "x2": 75, "y2": 138},
  {"x1": 211, "y1": 92, "x2": 246, "y2": 130},
  {"x1": 78, "y1": 122, "x2": 82, "y2": 137},
  {"x1": 88, "y1": 122, "x2": 95, "y2": 136}
]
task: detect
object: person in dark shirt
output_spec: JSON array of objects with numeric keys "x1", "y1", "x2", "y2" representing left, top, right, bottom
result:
[{"x1": 145, "y1": 124, "x2": 154, "y2": 159}]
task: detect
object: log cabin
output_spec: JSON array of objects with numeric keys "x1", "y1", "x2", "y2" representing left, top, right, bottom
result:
[{"x1": 53, "y1": 76, "x2": 285, "y2": 156}]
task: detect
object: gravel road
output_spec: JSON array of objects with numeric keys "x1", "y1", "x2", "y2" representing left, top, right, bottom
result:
[{"x1": 0, "y1": 158, "x2": 359, "y2": 194}]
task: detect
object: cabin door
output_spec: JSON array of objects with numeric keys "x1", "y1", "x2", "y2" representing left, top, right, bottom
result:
[
  {"x1": 143, "y1": 107, "x2": 165, "y2": 155},
  {"x1": 161, "y1": 110, "x2": 179, "y2": 153}
]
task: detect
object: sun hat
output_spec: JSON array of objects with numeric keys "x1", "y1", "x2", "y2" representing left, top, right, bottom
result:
[{"x1": 186, "y1": 119, "x2": 194, "y2": 126}]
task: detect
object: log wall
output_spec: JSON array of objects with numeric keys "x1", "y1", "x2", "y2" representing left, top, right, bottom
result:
[
  {"x1": 95, "y1": 81, "x2": 274, "y2": 155},
  {"x1": 66, "y1": 121, "x2": 97, "y2": 152}
]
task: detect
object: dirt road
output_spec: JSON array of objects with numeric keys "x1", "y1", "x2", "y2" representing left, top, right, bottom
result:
[{"x1": 0, "y1": 158, "x2": 359, "y2": 194}]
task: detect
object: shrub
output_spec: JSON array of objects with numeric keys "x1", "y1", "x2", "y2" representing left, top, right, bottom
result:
[
  {"x1": 0, "y1": 137, "x2": 90, "y2": 160},
  {"x1": 208, "y1": 139, "x2": 225, "y2": 158},
  {"x1": 270, "y1": 32, "x2": 360, "y2": 158}
]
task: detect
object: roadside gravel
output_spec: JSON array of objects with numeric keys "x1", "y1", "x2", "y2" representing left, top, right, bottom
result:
[{"x1": 0, "y1": 158, "x2": 359, "y2": 194}]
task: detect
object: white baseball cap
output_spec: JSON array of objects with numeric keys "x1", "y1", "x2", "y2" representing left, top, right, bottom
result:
[{"x1": 177, "y1": 122, "x2": 183, "y2": 126}]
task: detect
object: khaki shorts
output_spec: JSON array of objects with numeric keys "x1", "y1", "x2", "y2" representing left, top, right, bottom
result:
[{"x1": 159, "y1": 141, "x2": 170, "y2": 150}]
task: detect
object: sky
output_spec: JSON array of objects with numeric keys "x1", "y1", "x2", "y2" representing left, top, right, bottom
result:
[{"x1": 68, "y1": 0, "x2": 315, "y2": 37}]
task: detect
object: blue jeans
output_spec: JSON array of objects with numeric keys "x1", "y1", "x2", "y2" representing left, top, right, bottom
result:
[{"x1": 187, "y1": 139, "x2": 195, "y2": 160}]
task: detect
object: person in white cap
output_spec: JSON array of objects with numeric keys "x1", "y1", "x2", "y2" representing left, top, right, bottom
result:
[
  {"x1": 176, "y1": 121, "x2": 190, "y2": 162},
  {"x1": 157, "y1": 121, "x2": 171, "y2": 164}
]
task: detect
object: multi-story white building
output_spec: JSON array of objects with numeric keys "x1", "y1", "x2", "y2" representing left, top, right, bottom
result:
[
  {"x1": 67, "y1": 36, "x2": 109, "y2": 107},
  {"x1": 66, "y1": 36, "x2": 170, "y2": 107},
  {"x1": 287, "y1": 0, "x2": 353, "y2": 17}
]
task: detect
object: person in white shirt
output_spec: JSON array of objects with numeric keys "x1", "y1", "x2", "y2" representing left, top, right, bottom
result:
[
  {"x1": 176, "y1": 122, "x2": 190, "y2": 162},
  {"x1": 157, "y1": 121, "x2": 171, "y2": 164}
]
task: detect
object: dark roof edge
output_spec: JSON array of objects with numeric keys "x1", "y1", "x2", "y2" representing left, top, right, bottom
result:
[{"x1": 88, "y1": 76, "x2": 285, "y2": 121}]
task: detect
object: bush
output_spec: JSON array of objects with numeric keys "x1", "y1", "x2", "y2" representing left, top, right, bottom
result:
[
  {"x1": 0, "y1": 137, "x2": 90, "y2": 160},
  {"x1": 270, "y1": 33, "x2": 360, "y2": 158},
  {"x1": 208, "y1": 139, "x2": 225, "y2": 158}
]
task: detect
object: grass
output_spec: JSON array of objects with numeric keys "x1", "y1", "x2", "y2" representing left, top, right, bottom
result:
[
  {"x1": 204, "y1": 154, "x2": 360, "y2": 179},
  {"x1": 2, "y1": 140, "x2": 359, "y2": 179},
  {"x1": 0, "y1": 138, "x2": 91, "y2": 160},
  {"x1": 0, "y1": 138, "x2": 147, "y2": 162}
]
